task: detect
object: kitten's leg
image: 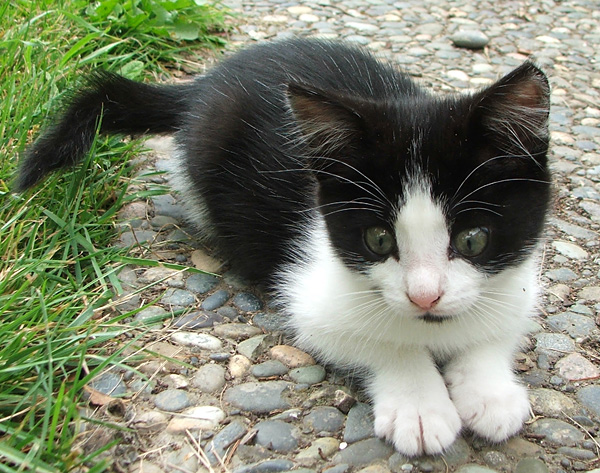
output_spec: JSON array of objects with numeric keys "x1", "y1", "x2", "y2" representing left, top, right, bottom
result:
[
  {"x1": 445, "y1": 342, "x2": 530, "y2": 442},
  {"x1": 368, "y1": 349, "x2": 461, "y2": 456}
]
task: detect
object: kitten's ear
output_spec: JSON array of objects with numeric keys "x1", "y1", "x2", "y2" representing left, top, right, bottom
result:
[
  {"x1": 473, "y1": 61, "x2": 550, "y2": 160},
  {"x1": 286, "y1": 83, "x2": 365, "y2": 157}
]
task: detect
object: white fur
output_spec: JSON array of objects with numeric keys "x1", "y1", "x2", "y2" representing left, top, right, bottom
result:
[{"x1": 277, "y1": 184, "x2": 538, "y2": 456}]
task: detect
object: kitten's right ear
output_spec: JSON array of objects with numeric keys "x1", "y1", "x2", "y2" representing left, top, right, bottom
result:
[{"x1": 286, "y1": 83, "x2": 366, "y2": 158}]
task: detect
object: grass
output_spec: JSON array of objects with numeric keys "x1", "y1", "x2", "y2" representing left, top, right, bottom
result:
[{"x1": 0, "y1": 1, "x2": 229, "y2": 471}]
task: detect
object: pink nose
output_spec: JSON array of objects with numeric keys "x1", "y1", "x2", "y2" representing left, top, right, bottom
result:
[{"x1": 408, "y1": 292, "x2": 442, "y2": 310}]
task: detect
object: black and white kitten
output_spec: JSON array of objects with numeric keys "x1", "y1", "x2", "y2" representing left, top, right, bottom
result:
[{"x1": 17, "y1": 38, "x2": 551, "y2": 456}]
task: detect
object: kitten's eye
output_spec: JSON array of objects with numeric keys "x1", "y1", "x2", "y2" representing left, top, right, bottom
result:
[
  {"x1": 364, "y1": 226, "x2": 395, "y2": 256},
  {"x1": 453, "y1": 227, "x2": 489, "y2": 257}
]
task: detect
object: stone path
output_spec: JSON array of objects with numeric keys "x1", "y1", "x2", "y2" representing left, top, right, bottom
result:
[{"x1": 78, "y1": 1, "x2": 600, "y2": 472}]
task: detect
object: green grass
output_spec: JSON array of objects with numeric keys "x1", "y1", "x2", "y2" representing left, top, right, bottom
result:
[{"x1": 0, "y1": 1, "x2": 229, "y2": 471}]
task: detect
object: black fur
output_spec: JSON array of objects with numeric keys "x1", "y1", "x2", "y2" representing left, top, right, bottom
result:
[{"x1": 17, "y1": 38, "x2": 551, "y2": 282}]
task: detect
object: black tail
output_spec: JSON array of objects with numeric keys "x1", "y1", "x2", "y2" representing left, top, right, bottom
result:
[{"x1": 15, "y1": 72, "x2": 193, "y2": 191}]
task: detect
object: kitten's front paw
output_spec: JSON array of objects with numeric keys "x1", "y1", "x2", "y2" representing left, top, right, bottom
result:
[
  {"x1": 373, "y1": 395, "x2": 461, "y2": 456},
  {"x1": 449, "y1": 376, "x2": 530, "y2": 442}
]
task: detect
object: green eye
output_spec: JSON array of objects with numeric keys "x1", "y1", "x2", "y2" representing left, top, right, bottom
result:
[
  {"x1": 453, "y1": 227, "x2": 489, "y2": 257},
  {"x1": 364, "y1": 226, "x2": 395, "y2": 256}
]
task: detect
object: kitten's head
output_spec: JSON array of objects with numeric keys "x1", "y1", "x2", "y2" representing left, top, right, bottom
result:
[{"x1": 288, "y1": 61, "x2": 551, "y2": 321}]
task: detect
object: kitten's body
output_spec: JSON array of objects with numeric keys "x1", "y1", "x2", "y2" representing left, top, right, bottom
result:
[{"x1": 17, "y1": 38, "x2": 551, "y2": 456}]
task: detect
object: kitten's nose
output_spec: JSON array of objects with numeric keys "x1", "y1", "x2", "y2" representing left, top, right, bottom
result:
[{"x1": 408, "y1": 291, "x2": 441, "y2": 310}]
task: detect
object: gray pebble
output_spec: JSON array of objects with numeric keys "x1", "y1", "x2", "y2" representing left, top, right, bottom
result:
[
  {"x1": 557, "y1": 446, "x2": 598, "y2": 460},
  {"x1": 333, "y1": 438, "x2": 394, "y2": 466},
  {"x1": 323, "y1": 465, "x2": 350, "y2": 473},
  {"x1": 202, "y1": 290, "x2": 230, "y2": 310},
  {"x1": 89, "y1": 372, "x2": 127, "y2": 396},
  {"x1": 343, "y1": 402, "x2": 374, "y2": 443},
  {"x1": 206, "y1": 420, "x2": 248, "y2": 465},
  {"x1": 152, "y1": 193, "x2": 186, "y2": 220},
  {"x1": 254, "y1": 312, "x2": 285, "y2": 331},
  {"x1": 213, "y1": 322, "x2": 263, "y2": 340},
  {"x1": 515, "y1": 458, "x2": 549, "y2": 473},
  {"x1": 191, "y1": 364, "x2": 226, "y2": 393},
  {"x1": 154, "y1": 388, "x2": 192, "y2": 412},
  {"x1": 224, "y1": 381, "x2": 292, "y2": 413},
  {"x1": 173, "y1": 311, "x2": 224, "y2": 329},
  {"x1": 534, "y1": 333, "x2": 575, "y2": 360},
  {"x1": 456, "y1": 466, "x2": 498, "y2": 473},
  {"x1": 134, "y1": 305, "x2": 167, "y2": 325},
  {"x1": 186, "y1": 273, "x2": 220, "y2": 294},
  {"x1": 576, "y1": 385, "x2": 600, "y2": 417},
  {"x1": 117, "y1": 229, "x2": 158, "y2": 247},
  {"x1": 254, "y1": 419, "x2": 299, "y2": 452},
  {"x1": 528, "y1": 418, "x2": 584, "y2": 446},
  {"x1": 233, "y1": 292, "x2": 263, "y2": 311},
  {"x1": 161, "y1": 288, "x2": 196, "y2": 307},
  {"x1": 218, "y1": 306, "x2": 239, "y2": 320},
  {"x1": 451, "y1": 30, "x2": 490, "y2": 49},
  {"x1": 304, "y1": 406, "x2": 345, "y2": 433},
  {"x1": 233, "y1": 459, "x2": 295, "y2": 473},
  {"x1": 289, "y1": 365, "x2": 327, "y2": 385},
  {"x1": 237, "y1": 334, "x2": 267, "y2": 360},
  {"x1": 252, "y1": 360, "x2": 289, "y2": 378},
  {"x1": 545, "y1": 268, "x2": 579, "y2": 282}
]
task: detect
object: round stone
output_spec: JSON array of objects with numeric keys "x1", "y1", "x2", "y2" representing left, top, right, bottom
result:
[
  {"x1": 161, "y1": 288, "x2": 196, "y2": 307},
  {"x1": 254, "y1": 312, "x2": 285, "y2": 331},
  {"x1": 170, "y1": 332, "x2": 223, "y2": 351},
  {"x1": 577, "y1": 385, "x2": 600, "y2": 417},
  {"x1": 191, "y1": 364, "x2": 226, "y2": 393},
  {"x1": 289, "y1": 365, "x2": 327, "y2": 385},
  {"x1": 173, "y1": 311, "x2": 223, "y2": 329},
  {"x1": 529, "y1": 388, "x2": 579, "y2": 417},
  {"x1": 213, "y1": 322, "x2": 263, "y2": 340},
  {"x1": 343, "y1": 403, "x2": 374, "y2": 443},
  {"x1": 224, "y1": 381, "x2": 292, "y2": 414},
  {"x1": 206, "y1": 420, "x2": 248, "y2": 465},
  {"x1": 89, "y1": 372, "x2": 127, "y2": 397},
  {"x1": 304, "y1": 406, "x2": 346, "y2": 433},
  {"x1": 333, "y1": 438, "x2": 394, "y2": 466},
  {"x1": 552, "y1": 241, "x2": 588, "y2": 260},
  {"x1": 166, "y1": 406, "x2": 225, "y2": 433},
  {"x1": 528, "y1": 418, "x2": 585, "y2": 446},
  {"x1": 201, "y1": 290, "x2": 230, "y2": 310},
  {"x1": 255, "y1": 419, "x2": 299, "y2": 452},
  {"x1": 296, "y1": 437, "x2": 340, "y2": 461},
  {"x1": 270, "y1": 345, "x2": 316, "y2": 368},
  {"x1": 534, "y1": 333, "x2": 575, "y2": 360},
  {"x1": 154, "y1": 389, "x2": 192, "y2": 412},
  {"x1": 456, "y1": 466, "x2": 498, "y2": 473},
  {"x1": 451, "y1": 30, "x2": 490, "y2": 49},
  {"x1": 546, "y1": 312, "x2": 596, "y2": 339},
  {"x1": 186, "y1": 273, "x2": 220, "y2": 294},
  {"x1": 232, "y1": 292, "x2": 263, "y2": 311},
  {"x1": 252, "y1": 360, "x2": 289, "y2": 378},
  {"x1": 229, "y1": 354, "x2": 252, "y2": 378},
  {"x1": 134, "y1": 305, "x2": 167, "y2": 325},
  {"x1": 515, "y1": 458, "x2": 549, "y2": 473},
  {"x1": 555, "y1": 353, "x2": 600, "y2": 381}
]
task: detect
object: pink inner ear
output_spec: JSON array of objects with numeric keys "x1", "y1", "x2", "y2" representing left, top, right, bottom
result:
[{"x1": 509, "y1": 80, "x2": 547, "y2": 109}]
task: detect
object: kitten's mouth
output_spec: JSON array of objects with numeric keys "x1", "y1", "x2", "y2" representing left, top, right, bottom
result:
[{"x1": 418, "y1": 313, "x2": 449, "y2": 324}]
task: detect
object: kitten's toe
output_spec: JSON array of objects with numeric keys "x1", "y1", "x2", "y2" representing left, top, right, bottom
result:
[
  {"x1": 450, "y1": 378, "x2": 530, "y2": 442},
  {"x1": 373, "y1": 399, "x2": 461, "y2": 456}
]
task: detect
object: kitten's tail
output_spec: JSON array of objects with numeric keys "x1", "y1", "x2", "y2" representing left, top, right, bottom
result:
[{"x1": 15, "y1": 72, "x2": 193, "y2": 191}]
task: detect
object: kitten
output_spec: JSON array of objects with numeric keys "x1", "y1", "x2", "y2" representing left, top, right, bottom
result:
[{"x1": 17, "y1": 38, "x2": 551, "y2": 456}]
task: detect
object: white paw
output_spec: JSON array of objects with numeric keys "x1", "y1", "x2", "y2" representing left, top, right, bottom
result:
[
  {"x1": 372, "y1": 394, "x2": 461, "y2": 457},
  {"x1": 448, "y1": 377, "x2": 530, "y2": 442}
]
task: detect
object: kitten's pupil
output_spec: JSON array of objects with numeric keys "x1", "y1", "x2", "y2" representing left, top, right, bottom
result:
[
  {"x1": 364, "y1": 226, "x2": 395, "y2": 256},
  {"x1": 453, "y1": 227, "x2": 489, "y2": 258}
]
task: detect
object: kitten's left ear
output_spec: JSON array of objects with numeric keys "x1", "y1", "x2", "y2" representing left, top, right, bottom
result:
[
  {"x1": 286, "y1": 83, "x2": 367, "y2": 159},
  {"x1": 473, "y1": 61, "x2": 550, "y2": 159}
]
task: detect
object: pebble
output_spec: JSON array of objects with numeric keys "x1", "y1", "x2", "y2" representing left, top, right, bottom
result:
[
  {"x1": 552, "y1": 241, "x2": 588, "y2": 260},
  {"x1": 343, "y1": 403, "x2": 374, "y2": 443},
  {"x1": 89, "y1": 372, "x2": 127, "y2": 396},
  {"x1": 546, "y1": 312, "x2": 597, "y2": 339},
  {"x1": 173, "y1": 310, "x2": 223, "y2": 329},
  {"x1": 161, "y1": 288, "x2": 196, "y2": 307},
  {"x1": 529, "y1": 388, "x2": 579, "y2": 417},
  {"x1": 455, "y1": 466, "x2": 497, "y2": 473},
  {"x1": 191, "y1": 363, "x2": 226, "y2": 393},
  {"x1": 237, "y1": 335, "x2": 267, "y2": 360},
  {"x1": 166, "y1": 405, "x2": 225, "y2": 433},
  {"x1": 117, "y1": 229, "x2": 157, "y2": 247},
  {"x1": 134, "y1": 305, "x2": 167, "y2": 325},
  {"x1": 233, "y1": 292, "x2": 264, "y2": 311},
  {"x1": 131, "y1": 410, "x2": 168, "y2": 432},
  {"x1": 224, "y1": 381, "x2": 292, "y2": 413},
  {"x1": 304, "y1": 406, "x2": 346, "y2": 433},
  {"x1": 202, "y1": 289, "x2": 230, "y2": 310},
  {"x1": 154, "y1": 389, "x2": 192, "y2": 412},
  {"x1": 206, "y1": 419, "x2": 248, "y2": 464},
  {"x1": 578, "y1": 286, "x2": 600, "y2": 301},
  {"x1": 190, "y1": 249, "x2": 224, "y2": 273},
  {"x1": 514, "y1": 458, "x2": 549, "y2": 473},
  {"x1": 289, "y1": 365, "x2": 327, "y2": 385},
  {"x1": 252, "y1": 360, "x2": 289, "y2": 378},
  {"x1": 333, "y1": 438, "x2": 394, "y2": 466},
  {"x1": 534, "y1": 333, "x2": 575, "y2": 360},
  {"x1": 557, "y1": 446, "x2": 598, "y2": 461},
  {"x1": 255, "y1": 419, "x2": 299, "y2": 452},
  {"x1": 545, "y1": 268, "x2": 579, "y2": 282},
  {"x1": 577, "y1": 385, "x2": 600, "y2": 417},
  {"x1": 213, "y1": 322, "x2": 263, "y2": 340},
  {"x1": 254, "y1": 312, "x2": 285, "y2": 331},
  {"x1": 170, "y1": 332, "x2": 223, "y2": 351},
  {"x1": 228, "y1": 354, "x2": 251, "y2": 378},
  {"x1": 555, "y1": 353, "x2": 600, "y2": 381},
  {"x1": 233, "y1": 459, "x2": 294, "y2": 473},
  {"x1": 186, "y1": 272, "x2": 220, "y2": 293},
  {"x1": 296, "y1": 437, "x2": 340, "y2": 461},
  {"x1": 164, "y1": 374, "x2": 189, "y2": 389},
  {"x1": 528, "y1": 418, "x2": 585, "y2": 446},
  {"x1": 270, "y1": 345, "x2": 316, "y2": 368},
  {"x1": 451, "y1": 30, "x2": 490, "y2": 49}
]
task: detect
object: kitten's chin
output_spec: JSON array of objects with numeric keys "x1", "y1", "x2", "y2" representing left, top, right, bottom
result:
[{"x1": 418, "y1": 313, "x2": 452, "y2": 324}]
